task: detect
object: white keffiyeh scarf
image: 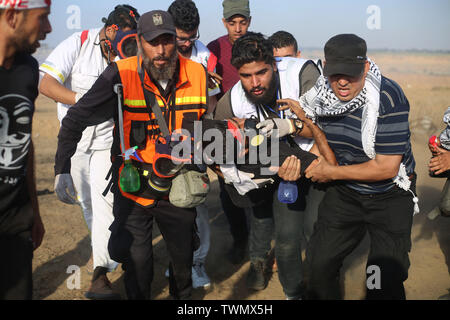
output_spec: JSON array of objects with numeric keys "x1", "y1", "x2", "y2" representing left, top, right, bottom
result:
[
  {"x1": 301, "y1": 59, "x2": 419, "y2": 214},
  {"x1": 301, "y1": 59, "x2": 381, "y2": 159}
]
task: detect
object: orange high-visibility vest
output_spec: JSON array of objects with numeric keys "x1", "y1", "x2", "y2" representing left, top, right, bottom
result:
[{"x1": 116, "y1": 55, "x2": 208, "y2": 206}]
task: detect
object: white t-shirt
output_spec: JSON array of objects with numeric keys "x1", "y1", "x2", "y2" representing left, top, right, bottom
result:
[
  {"x1": 189, "y1": 40, "x2": 220, "y2": 97},
  {"x1": 40, "y1": 28, "x2": 114, "y2": 151}
]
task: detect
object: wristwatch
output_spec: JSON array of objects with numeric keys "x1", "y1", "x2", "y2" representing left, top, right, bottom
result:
[{"x1": 292, "y1": 119, "x2": 304, "y2": 135}]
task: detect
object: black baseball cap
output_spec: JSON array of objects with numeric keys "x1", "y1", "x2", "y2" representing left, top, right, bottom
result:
[
  {"x1": 323, "y1": 34, "x2": 367, "y2": 78},
  {"x1": 137, "y1": 10, "x2": 176, "y2": 42}
]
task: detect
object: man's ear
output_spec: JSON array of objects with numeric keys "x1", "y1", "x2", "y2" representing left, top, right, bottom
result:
[
  {"x1": 363, "y1": 60, "x2": 370, "y2": 76},
  {"x1": 272, "y1": 61, "x2": 278, "y2": 72},
  {"x1": 247, "y1": 16, "x2": 252, "y2": 27},
  {"x1": 3, "y1": 8, "x2": 20, "y2": 30},
  {"x1": 296, "y1": 50, "x2": 301, "y2": 58}
]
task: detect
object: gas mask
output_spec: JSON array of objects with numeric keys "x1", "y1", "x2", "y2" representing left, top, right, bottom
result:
[
  {"x1": 112, "y1": 29, "x2": 138, "y2": 60},
  {"x1": 145, "y1": 136, "x2": 190, "y2": 198}
]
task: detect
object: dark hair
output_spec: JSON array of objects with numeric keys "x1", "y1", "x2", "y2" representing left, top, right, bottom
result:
[
  {"x1": 231, "y1": 32, "x2": 275, "y2": 69},
  {"x1": 269, "y1": 31, "x2": 298, "y2": 52},
  {"x1": 168, "y1": 0, "x2": 200, "y2": 32},
  {"x1": 102, "y1": 4, "x2": 140, "y2": 29}
]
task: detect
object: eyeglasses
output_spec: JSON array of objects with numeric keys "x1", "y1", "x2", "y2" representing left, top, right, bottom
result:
[{"x1": 176, "y1": 31, "x2": 200, "y2": 44}]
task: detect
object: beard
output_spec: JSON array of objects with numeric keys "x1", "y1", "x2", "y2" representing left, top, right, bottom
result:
[
  {"x1": 14, "y1": 17, "x2": 40, "y2": 55},
  {"x1": 16, "y1": 40, "x2": 37, "y2": 55},
  {"x1": 243, "y1": 72, "x2": 278, "y2": 106},
  {"x1": 14, "y1": 32, "x2": 37, "y2": 55},
  {"x1": 177, "y1": 43, "x2": 193, "y2": 55},
  {"x1": 139, "y1": 46, "x2": 178, "y2": 81}
]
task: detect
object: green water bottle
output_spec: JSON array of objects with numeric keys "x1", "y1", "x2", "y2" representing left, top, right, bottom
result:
[{"x1": 120, "y1": 159, "x2": 141, "y2": 192}]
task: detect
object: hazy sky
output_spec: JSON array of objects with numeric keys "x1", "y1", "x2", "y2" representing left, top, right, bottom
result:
[{"x1": 43, "y1": 0, "x2": 450, "y2": 51}]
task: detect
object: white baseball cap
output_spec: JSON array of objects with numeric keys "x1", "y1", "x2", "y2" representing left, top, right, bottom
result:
[{"x1": 0, "y1": 0, "x2": 51, "y2": 10}]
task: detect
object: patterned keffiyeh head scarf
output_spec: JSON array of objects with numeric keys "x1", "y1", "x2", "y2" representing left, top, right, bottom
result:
[{"x1": 300, "y1": 58, "x2": 382, "y2": 121}]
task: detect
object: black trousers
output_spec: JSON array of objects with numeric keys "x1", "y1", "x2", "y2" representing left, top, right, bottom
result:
[
  {"x1": 304, "y1": 181, "x2": 415, "y2": 300},
  {"x1": 218, "y1": 177, "x2": 248, "y2": 244},
  {"x1": 0, "y1": 231, "x2": 33, "y2": 300},
  {"x1": 0, "y1": 203, "x2": 34, "y2": 300},
  {"x1": 108, "y1": 192, "x2": 197, "y2": 300}
]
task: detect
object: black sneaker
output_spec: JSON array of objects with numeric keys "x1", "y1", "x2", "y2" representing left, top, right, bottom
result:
[
  {"x1": 227, "y1": 241, "x2": 247, "y2": 265},
  {"x1": 246, "y1": 260, "x2": 268, "y2": 291}
]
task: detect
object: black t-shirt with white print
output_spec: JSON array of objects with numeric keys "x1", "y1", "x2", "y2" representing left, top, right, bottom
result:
[{"x1": 0, "y1": 54, "x2": 38, "y2": 234}]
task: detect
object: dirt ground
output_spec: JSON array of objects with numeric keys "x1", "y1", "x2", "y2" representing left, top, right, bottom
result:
[{"x1": 31, "y1": 52, "x2": 450, "y2": 300}]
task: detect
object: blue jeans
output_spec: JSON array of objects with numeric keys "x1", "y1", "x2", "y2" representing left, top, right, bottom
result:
[
  {"x1": 193, "y1": 203, "x2": 210, "y2": 265},
  {"x1": 249, "y1": 180, "x2": 325, "y2": 298}
]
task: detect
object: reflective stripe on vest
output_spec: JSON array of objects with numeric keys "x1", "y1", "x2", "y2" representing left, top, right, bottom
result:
[{"x1": 116, "y1": 55, "x2": 207, "y2": 206}]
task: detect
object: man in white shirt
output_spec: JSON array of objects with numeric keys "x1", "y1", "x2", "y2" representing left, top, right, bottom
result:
[
  {"x1": 39, "y1": 4, "x2": 140, "y2": 300},
  {"x1": 167, "y1": 0, "x2": 221, "y2": 290}
]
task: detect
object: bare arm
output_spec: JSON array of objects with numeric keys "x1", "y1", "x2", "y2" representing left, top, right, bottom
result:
[
  {"x1": 304, "y1": 118, "x2": 337, "y2": 166},
  {"x1": 305, "y1": 153, "x2": 402, "y2": 183},
  {"x1": 429, "y1": 148, "x2": 450, "y2": 175},
  {"x1": 26, "y1": 141, "x2": 45, "y2": 250},
  {"x1": 39, "y1": 73, "x2": 77, "y2": 105},
  {"x1": 276, "y1": 98, "x2": 336, "y2": 165}
]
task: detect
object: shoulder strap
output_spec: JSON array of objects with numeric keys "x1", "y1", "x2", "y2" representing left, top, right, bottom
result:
[
  {"x1": 137, "y1": 57, "x2": 171, "y2": 137},
  {"x1": 80, "y1": 30, "x2": 89, "y2": 48}
]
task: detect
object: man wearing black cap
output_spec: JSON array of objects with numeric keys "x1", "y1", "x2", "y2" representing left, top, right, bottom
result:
[
  {"x1": 53, "y1": 10, "x2": 209, "y2": 300},
  {"x1": 279, "y1": 34, "x2": 417, "y2": 299},
  {"x1": 40, "y1": 4, "x2": 139, "y2": 300}
]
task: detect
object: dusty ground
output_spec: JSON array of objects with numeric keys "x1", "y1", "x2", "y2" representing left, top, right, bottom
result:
[{"x1": 31, "y1": 52, "x2": 450, "y2": 300}]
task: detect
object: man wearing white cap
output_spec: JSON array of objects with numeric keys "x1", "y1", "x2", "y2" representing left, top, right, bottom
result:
[{"x1": 0, "y1": 0, "x2": 52, "y2": 299}]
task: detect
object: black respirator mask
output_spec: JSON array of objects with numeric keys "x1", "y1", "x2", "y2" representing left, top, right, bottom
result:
[{"x1": 143, "y1": 136, "x2": 190, "y2": 199}]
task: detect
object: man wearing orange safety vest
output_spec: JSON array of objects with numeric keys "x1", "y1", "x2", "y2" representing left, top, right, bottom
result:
[{"x1": 54, "y1": 10, "x2": 209, "y2": 300}]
